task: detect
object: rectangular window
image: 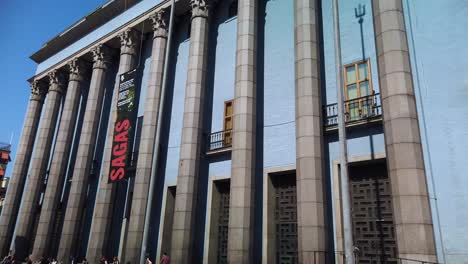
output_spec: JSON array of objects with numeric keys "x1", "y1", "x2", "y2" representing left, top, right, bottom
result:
[
  {"x1": 344, "y1": 59, "x2": 373, "y2": 120},
  {"x1": 223, "y1": 100, "x2": 233, "y2": 146}
]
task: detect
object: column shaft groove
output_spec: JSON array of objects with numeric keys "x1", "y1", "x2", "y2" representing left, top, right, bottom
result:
[
  {"x1": 58, "y1": 45, "x2": 113, "y2": 262},
  {"x1": 372, "y1": 0, "x2": 436, "y2": 261},
  {"x1": 294, "y1": 0, "x2": 327, "y2": 263},
  {"x1": 227, "y1": 0, "x2": 257, "y2": 262},
  {"x1": 32, "y1": 59, "x2": 88, "y2": 259},
  {"x1": 0, "y1": 81, "x2": 46, "y2": 256},
  {"x1": 86, "y1": 30, "x2": 139, "y2": 263},
  {"x1": 14, "y1": 70, "x2": 65, "y2": 259},
  {"x1": 170, "y1": 2, "x2": 211, "y2": 262},
  {"x1": 124, "y1": 10, "x2": 168, "y2": 264}
]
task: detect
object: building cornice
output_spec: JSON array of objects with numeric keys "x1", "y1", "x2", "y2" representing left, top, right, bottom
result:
[
  {"x1": 30, "y1": 0, "x2": 141, "y2": 64},
  {"x1": 28, "y1": 0, "x2": 177, "y2": 84}
]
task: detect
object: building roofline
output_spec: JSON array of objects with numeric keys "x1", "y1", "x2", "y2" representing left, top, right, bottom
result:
[
  {"x1": 28, "y1": 0, "x2": 190, "y2": 83},
  {"x1": 30, "y1": 0, "x2": 141, "y2": 64}
]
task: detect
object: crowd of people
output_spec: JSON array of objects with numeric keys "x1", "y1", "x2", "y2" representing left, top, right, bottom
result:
[
  {"x1": 1, "y1": 253, "x2": 60, "y2": 264},
  {"x1": 1, "y1": 251, "x2": 18, "y2": 264},
  {"x1": 0, "y1": 251, "x2": 170, "y2": 264}
]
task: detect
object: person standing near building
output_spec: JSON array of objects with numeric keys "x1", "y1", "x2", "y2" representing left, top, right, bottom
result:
[
  {"x1": 99, "y1": 256, "x2": 108, "y2": 264},
  {"x1": 25, "y1": 255, "x2": 32, "y2": 264},
  {"x1": 1, "y1": 255, "x2": 11, "y2": 264},
  {"x1": 159, "y1": 253, "x2": 169, "y2": 264},
  {"x1": 111, "y1": 257, "x2": 119, "y2": 264}
]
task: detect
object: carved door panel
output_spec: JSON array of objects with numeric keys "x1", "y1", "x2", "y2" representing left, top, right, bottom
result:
[
  {"x1": 217, "y1": 184, "x2": 230, "y2": 264},
  {"x1": 350, "y1": 171, "x2": 397, "y2": 264},
  {"x1": 274, "y1": 176, "x2": 298, "y2": 264}
]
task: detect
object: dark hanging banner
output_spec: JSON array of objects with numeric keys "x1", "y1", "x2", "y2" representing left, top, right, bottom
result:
[{"x1": 109, "y1": 69, "x2": 138, "y2": 183}]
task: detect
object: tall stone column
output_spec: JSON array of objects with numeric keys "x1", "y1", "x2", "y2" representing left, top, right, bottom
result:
[
  {"x1": 293, "y1": 0, "x2": 327, "y2": 263},
  {"x1": 57, "y1": 45, "x2": 113, "y2": 262},
  {"x1": 13, "y1": 70, "x2": 66, "y2": 258},
  {"x1": 86, "y1": 29, "x2": 139, "y2": 263},
  {"x1": 124, "y1": 10, "x2": 168, "y2": 264},
  {"x1": 0, "y1": 81, "x2": 47, "y2": 256},
  {"x1": 372, "y1": 0, "x2": 436, "y2": 261},
  {"x1": 32, "y1": 58, "x2": 88, "y2": 259},
  {"x1": 170, "y1": 1, "x2": 212, "y2": 262},
  {"x1": 226, "y1": 0, "x2": 257, "y2": 263}
]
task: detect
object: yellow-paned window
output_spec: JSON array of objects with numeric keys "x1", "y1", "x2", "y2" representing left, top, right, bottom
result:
[
  {"x1": 224, "y1": 100, "x2": 233, "y2": 145},
  {"x1": 343, "y1": 59, "x2": 373, "y2": 120}
]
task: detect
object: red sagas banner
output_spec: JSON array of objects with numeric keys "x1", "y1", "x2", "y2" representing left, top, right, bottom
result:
[{"x1": 109, "y1": 69, "x2": 138, "y2": 183}]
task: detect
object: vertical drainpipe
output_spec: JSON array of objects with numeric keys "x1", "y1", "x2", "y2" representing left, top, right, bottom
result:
[{"x1": 332, "y1": 0, "x2": 355, "y2": 263}]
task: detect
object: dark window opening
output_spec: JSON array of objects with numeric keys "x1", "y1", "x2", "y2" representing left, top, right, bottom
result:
[
  {"x1": 187, "y1": 21, "x2": 191, "y2": 38},
  {"x1": 228, "y1": 1, "x2": 238, "y2": 18}
]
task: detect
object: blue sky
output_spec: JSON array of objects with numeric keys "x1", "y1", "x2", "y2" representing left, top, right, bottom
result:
[{"x1": 0, "y1": 0, "x2": 108, "y2": 176}]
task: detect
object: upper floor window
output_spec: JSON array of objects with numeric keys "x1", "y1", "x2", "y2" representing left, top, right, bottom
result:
[
  {"x1": 344, "y1": 59, "x2": 373, "y2": 120},
  {"x1": 224, "y1": 100, "x2": 233, "y2": 145}
]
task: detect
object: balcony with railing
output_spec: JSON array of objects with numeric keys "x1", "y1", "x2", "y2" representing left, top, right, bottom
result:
[
  {"x1": 323, "y1": 93, "x2": 382, "y2": 131},
  {"x1": 206, "y1": 130, "x2": 232, "y2": 155}
]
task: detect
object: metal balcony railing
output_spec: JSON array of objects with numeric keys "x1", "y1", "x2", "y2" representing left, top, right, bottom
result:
[
  {"x1": 207, "y1": 130, "x2": 232, "y2": 153},
  {"x1": 324, "y1": 92, "x2": 382, "y2": 127}
]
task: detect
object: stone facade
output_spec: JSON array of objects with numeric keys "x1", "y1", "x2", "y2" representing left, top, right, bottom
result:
[
  {"x1": 373, "y1": 0, "x2": 436, "y2": 262},
  {"x1": 0, "y1": 0, "x2": 442, "y2": 263},
  {"x1": 32, "y1": 59, "x2": 89, "y2": 259},
  {"x1": 86, "y1": 29, "x2": 140, "y2": 263},
  {"x1": 57, "y1": 45, "x2": 114, "y2": 262},
  {"x1": 0, "y1": 81, "x2": 47, "y2": 256},
  {"x1": 227, "y1": 0, "x2": 257, "y2": 262},
  {"x1": 293, "y1": 0, "x2": 327, "y2": 263},
  {"x1": 13, "y1": 70, "x2": 66, "y2": 260},
  {"x1": 124, "y1": 10, "x2": 168, "y2": 264},
  {"x1": 170, "y1": 1, "x2": 212, "y2": 262}
]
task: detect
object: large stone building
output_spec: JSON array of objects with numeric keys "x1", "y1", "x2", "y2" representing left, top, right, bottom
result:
[{"x1": 0, "y1": 0, "x2": 466, "y2": 263}]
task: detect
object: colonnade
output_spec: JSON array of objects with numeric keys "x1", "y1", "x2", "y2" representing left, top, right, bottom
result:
[{"x1": 0, "y1": 0, "x2": 436, "y2": 263}]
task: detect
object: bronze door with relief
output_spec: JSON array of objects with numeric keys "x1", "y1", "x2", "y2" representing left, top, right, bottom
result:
[
  {"x1": 216, "y1": 182, "x2": 230, "y2": 264},
  {"x1": 350, "y1": 162, "x2": 397, "y2": 264},
  {"x1": 274, "y1": 175, "x2": 298, "y2": 264}
]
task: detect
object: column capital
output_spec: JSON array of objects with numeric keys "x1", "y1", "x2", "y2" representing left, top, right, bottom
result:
[
  {"x1": 29, "y1": 80, "x2": 47, "y2": 102},
  {"x1": 67, "y1": 58, "x2": 89, "y2": 83},
  {"x1": 91, "y1": 44, "x2": 113, "y2": 70},
  {"x1": 118, "y1": 28, "x2": 140, "y2": 56},
  {"x1": 47, "y1": 70, "x2": 67, "y2": 94},
  {"x1": 190, "y1": 0, "x2": 214, "y2": 19},
  {"x1": 149, "y1": 10, "x2": 168, "y2": 38}
]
